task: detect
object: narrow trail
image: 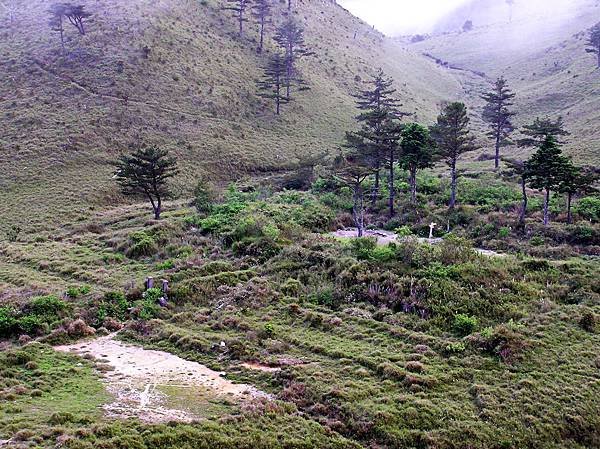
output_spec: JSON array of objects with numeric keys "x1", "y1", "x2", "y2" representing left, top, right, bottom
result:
[{"x1": 55, "y1": 334, "x2": 270, "y2": 423}]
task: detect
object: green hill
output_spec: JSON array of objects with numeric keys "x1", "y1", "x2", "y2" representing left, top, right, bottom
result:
[
  {"x1": 410, "y1": 0, "x2": 600, "y2": 164},
  {"x1": 0, "y1": 0, "x2": 460, "y2": 230}
]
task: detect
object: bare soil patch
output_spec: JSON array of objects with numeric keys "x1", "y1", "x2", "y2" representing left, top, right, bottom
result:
[
  {"x1": 331, "y1": 228, "x2": 506, "y2": 257},
  {"x1": 55, "y1": 335, "x2": 269, "y2": 423}
]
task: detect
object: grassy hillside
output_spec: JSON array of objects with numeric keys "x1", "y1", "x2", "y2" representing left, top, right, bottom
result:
[
  {"x1": 410, "y1": 0, "x2": 600, "y2": 164},
  {"x1": 1, "y1": 186, "x2": 599, "y2": 448},
  {"x1": 0, "y1": 0, "x2": 459, "y2": 231}
]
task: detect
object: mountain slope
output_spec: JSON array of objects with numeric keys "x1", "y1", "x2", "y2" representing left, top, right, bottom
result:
[
  {"x1": 410, "y1": 0, "x2": 600, "y2": 163},
  {"x1": 0, "y1": 0, "x2": 460, "y2": 230}
]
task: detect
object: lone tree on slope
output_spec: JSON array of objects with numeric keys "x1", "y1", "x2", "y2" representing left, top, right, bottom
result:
[
  {"x1": 431, "y1": 102, "x2": 477, "y2": 210},
  {"x1": 252, "y1": 0, "x2": 272, "y2": 53},
  {"x1": 113, "y1": 146, "x2": 179, "y2": 220},
  {"x1": 1, "y1": 0, "x2": 18, "y2": 26},
  {"x1": 257, "y1": 53, "x2": 289, "y2": 115},
  {"x1": 223, "y1": 0, "x2": 250, "y2": 37},
  {"x1": 506, "y1": 0, "x2": 515, "y2": 22},
  {"x1": 481, "y1": 76, "x2": 516, "y2": 169},
  {"x1": 48, "y1": 4, "x2": 67, "y2": 54},
  {"x1": 399, "y1": 123, "x2": 436, "y2": 205},
  {"x1": 274, "y1": 18, "x2": 312, "y2": 100},
  {"x1": 585, "y1": 22, "x2": 600, "y2": 68},
  {"x1": 353, "y1": 68, "x2": 406, "y2": 209},
  {"x1": 63, "y1": 4, "x2": 91, "y2": 35},
  {"x1": 524, "y1": 136, "x2": 569, "y2": 226}
]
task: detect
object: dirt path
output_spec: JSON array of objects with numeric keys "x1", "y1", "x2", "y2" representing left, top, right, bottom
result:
[
  {"x1": 331, "y1": 229, "x2": 506, "y2": 257},
  {"x1": 55, "y1": 334, "x2": 268, "y2": 423}
]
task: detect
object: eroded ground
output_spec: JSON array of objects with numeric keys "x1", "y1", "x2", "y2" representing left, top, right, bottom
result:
[{"x1": 55, "y1": 335, "x2": 268, "y2": 422}]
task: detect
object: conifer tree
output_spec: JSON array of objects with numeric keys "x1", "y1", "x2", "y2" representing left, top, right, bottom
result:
[
  {"x1": 481, "y1": 76, "x2": 516, "y2": 169},
  {"x1": 223, "y1": 0, "x2": 250, "y2": 37},
  {"x1": 431, "y1": 102, "x2": 477, "y2": 210},
  {"x1": 354, "y1": 69, "x2": 406, "y2": 207},
  {"x1": 558, "y1": 164, "x2": 598, "y2": 224},
  {"x1": 517, "y1": 116, "x2": 570, "y2": 148},
  {"x1": 274, "y1": 18, "x2": 312, "y2": 100},
  {"x1": 257, "y1": 53, "x2": 288, "y2": 115},
  {"x1": 505, "y1": 0, "x2": 515, "y2": 22},
  {"x1": 585, "y1": 22, "x2": 600, "y2": 68},
  {"x1": 400, "y1": 123, "x2": 436, "y2": 205},
  {"x1": 334, "y1": 133, "x2": 376, "y2": 237},
  {"x1": 524, "y1": 136, "x2": 569, "y2": 226},
  {"x1": 48, "y1": 4, "x2": 67, "y2": 55},
  {"x1": 252, "y1": 0, "x2": 272, "y2": 53},
  {"x1": 113, "y1": 146, "x2": 178, "y2": 220},
  {"x1": 63, "y1": 4, "x2": 91, "y2": 35}
]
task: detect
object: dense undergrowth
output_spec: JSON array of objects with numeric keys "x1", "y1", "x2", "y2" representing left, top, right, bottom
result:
[{"x1": 1, "y1": 177, "x2": 599, "y2": 448}]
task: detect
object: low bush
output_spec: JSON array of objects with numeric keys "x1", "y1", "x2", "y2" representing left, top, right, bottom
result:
[{"x1": 453, "y1": 313, "x2": 478, "y2": 335}]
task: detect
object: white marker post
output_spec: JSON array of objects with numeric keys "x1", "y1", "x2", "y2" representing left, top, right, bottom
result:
[{"x1": 429, "y1": 222, "x2": 437, "y2": 240}]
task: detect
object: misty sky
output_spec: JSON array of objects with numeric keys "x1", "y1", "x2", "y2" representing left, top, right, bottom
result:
[{"x1": 338, "y1": 0, "x2": 471, "y2": 35}]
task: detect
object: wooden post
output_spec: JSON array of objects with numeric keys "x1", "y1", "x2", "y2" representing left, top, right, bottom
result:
[
  {"x1": 146, "y1": 277, "x2": 154, "y2": 289},
  {"x1": 161, "y1": 280, "x2": 169, "y2": 295}
]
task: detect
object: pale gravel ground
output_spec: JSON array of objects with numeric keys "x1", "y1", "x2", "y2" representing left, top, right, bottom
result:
[
  {"x1": 55, "y1": 334, "x2": 268, "y2": 423},
  {"x1": 331, "y1": 229, "x2": 506, "y2": 257}
]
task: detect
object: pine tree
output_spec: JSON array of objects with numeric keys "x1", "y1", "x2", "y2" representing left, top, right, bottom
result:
[
  {"x1": 354, "y1": 69, "x2": 406, "y2": 208},
  {"x1": 524, "y1": 136, "x2": 569, "y2": 226},
  {"x1": 223, "y1": 0, "x2": 250, "y2": 37},
  {"x1": 431, "y1": 102, "x2": 477, "y2": 210},
  {"x1": 505, "y1": 0, "x2": 515, "y2": 22},
  {"x1": 334, "y1": 133, "x2": 376, "y2": 237},
  {"x1": 113, "y1": 146, "x2": 179, "y2": 220},
  {"x1": 48, "y1": 4, "x2": 67, "y2": 55},
  {"x1": 400, "y1": 123, "x2": 436, "y2": 205},
  {"x1": 380, "y1": 119, "x2": 403, "y2": 217},
  {"x1": 257, "y1": 53, "x2": 289, "y2": 115},
  {"x1": 481, "y1": 76, "x2": 516, "y2": 169},
  {"x1": 63, "y1": 4, "x2": 91, "y2": 35},
  {"x1": 558, "y1": 164, "x2": 598, "y2": 224},
  {"x1": 252, "y1": 0, "x2": 272, "y2": 53},
  {"x1": 585, "y1": 22, "x2": 600, "y2": 68},
  {"x1": 517, "y1": 116, "x2": 570, "y2": 148},
  {"x1": 501, "y1": 157, "x2": 528, "y2": 229},
  {"x1": 274, "y1": 18, "x2": 312, "y2": 100}
]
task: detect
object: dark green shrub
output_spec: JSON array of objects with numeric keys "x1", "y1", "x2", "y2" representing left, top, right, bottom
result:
[
  {"x1": 6, "y1": 225, "x2": 21, "y2": 242},
  {"x1": 522, "y1": 259, "x2": 551, "y2": 271},
  {"x1": 29, "y1": 295, "x2": 66, "y2": 319},
  {"x1": 192, "y1": 178, "x2": 216, "y2": 215},
  {"x1": 580, "y1": 311, "x2": 597, "y2": 333},
  {"x1": 574, "y1": 196, "x2": 600, "y2": 222},
  {"x1": 126, "y1": 231, "x2": 157, "y2": 258},
  {"x1": 349, "y1": 237, "x2": 377, "y2": 260},
  {"x1": 0, "y1": 307, "x2": 17, "y2": 336},
  {"x1": 453, "y1": 313, "x2": 478, "y2": 335}
]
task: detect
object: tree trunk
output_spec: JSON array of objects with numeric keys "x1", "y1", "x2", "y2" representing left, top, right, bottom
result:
[
  {"x1": 449, "y1": 160, "x2": 457, "y2": 210},
  {"x1": 518, "y1": 177, "x2": 527, "y2": 229},
  {"x1": 353, "y1": 183, "x2": 364, "y2": 237},
  {"x1": 410, "y1": 167, "x2": 417, "y2": 205},
  {"x1": 258, "y1": 17, "x2": 265, "y2": 53},
  {"x1": 567, "y1": 192, "x2": 573, "y2": 225},
  {"x1": 388, "y1": 151, "x2": 395, "y2": 218},
  {"x1": 371, "y1": 162, "x2": 380, "y2": 208},
  {"x1": 543, "y1": 187, "x2": 550, "y2": 226},
  {"x1": 494, "y1": 133, "x2": 500, "y2": 170}
]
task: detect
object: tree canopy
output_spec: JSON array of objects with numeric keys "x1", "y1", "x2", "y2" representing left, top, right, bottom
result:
[{"x1": 113, "y1": 146, "x2": 178, "y2": 220}]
